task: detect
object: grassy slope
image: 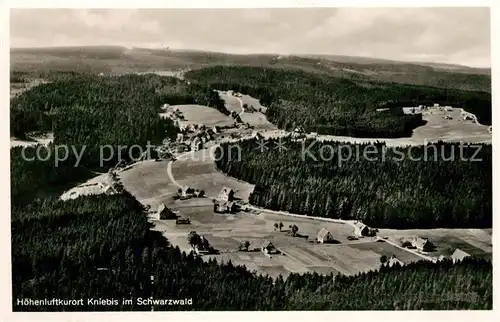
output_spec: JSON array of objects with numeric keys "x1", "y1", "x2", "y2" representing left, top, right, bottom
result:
[{"x1": 11, "y1": 46, "x2": 491, "y2": 92}]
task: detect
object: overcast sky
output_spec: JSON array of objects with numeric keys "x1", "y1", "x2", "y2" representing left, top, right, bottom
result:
[{"x1": 10, "y1": 8, "x2": 491, "y2": 67}]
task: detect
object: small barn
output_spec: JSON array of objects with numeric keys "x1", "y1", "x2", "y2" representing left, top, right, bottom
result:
[
  {"x1": 157, "y1": 203, "x2": 177, "y2": 220},
  {"x1": 251, "y1": 131, "x2": 264, "y2": 140},
  {"x1": 387, "y1": 256, "x2": 404, "y2": 268},
  {"x1": 317, "y1": 228, "x2": 334, "y2": 244},
  {"x1": 354, "y1": 222, "x2": 370, "y2": 237},
  {"x1": 180, "y1": 185, "x2": 191, "y2": 198},
  {"x1": 411, "y1": 237, "x2": 433, "y2": 252},
  {"x1": 214, "y1": 200, "x2": 237, "y2": 214},
  {"x1": 261, "y1": 240, "x2": 277, "y2": 255},
  {"x1": 451, "y1": 248, "x2": 471, "y2": 263},
  {"x1": 218, "y1": 187, "x2": 235, "y2": 202}
]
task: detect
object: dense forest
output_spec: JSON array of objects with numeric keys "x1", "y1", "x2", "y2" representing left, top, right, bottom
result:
[
  {"x1": 11, "y1": 149, "x2": 492, "y2": 310},
  {"x1": 186, "y1": 66, "x2": 492, "y2": 136},
  {"x1": 10, "y1": 73, "x2": 227, "y2": 167},
  {"x1": 215, "y1": 139, "x2": 491, "y2": 229}
]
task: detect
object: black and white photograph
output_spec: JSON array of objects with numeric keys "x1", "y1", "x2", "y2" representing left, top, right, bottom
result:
[{"x1": 4, "y1": 2, "x2": 496, "y2": 316}]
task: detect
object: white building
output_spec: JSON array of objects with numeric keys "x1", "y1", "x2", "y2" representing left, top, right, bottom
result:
[{"x1": 317, "y1": 228, "x2": 334, "y2": 244}]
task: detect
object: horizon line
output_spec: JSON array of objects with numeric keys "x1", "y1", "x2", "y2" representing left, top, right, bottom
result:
[{"x1": 10, "y1": 44, "x2": 491, "y2": 70}]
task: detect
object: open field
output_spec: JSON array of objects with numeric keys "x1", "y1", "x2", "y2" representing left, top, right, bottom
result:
[
  {"x1": 150, "y1": 203, "x2": 424, "y2": 278},
  {"x1": 311, "y1": 108, "x2": 491, "y2": 146},
  {"x1": 378, "y1": 228, "x2": 493, "y2": 259},
  {"x1": 214, "y1": 93, "x2": 490, "y2": 146},
  {"x1": 11, "y1": 46, "x2": 491, "y2": 92},
  {"x1": 10, "y1": 132, "x2": 54, "y2": 148},
  {"x1": 218, "y1": 91, "x2": 278, "y2": 130},
  {"x1": 10, "y1": 79, "x2": 49, "y2": 99},
  {"x1": 118, "y1": 139, "x2": 492, "y2": 279},
  {"x1": 119, "y1": 150, "x2": 255, "y2": 210},
  {"x1": 217, "y1": 91, "x2": 243, "y2": 114},
  {"x1": 160, "y1": 104, "x2": 235, "y2": 128}
]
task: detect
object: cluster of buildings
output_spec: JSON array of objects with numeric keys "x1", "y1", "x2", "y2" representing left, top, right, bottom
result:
[
  {"x1": 214, "y1": 187, "x2": 238, "y2": 213},
  {"x1": 227, "y1": 90, "x2": 243, "y2": 98},
  {"x1": 401, "y1": 103, "x2": 454, "y2": 115}
]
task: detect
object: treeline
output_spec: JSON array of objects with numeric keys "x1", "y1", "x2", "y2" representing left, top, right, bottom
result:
[
  {"x1": 185, "y1": 66, "x2": 492, "y2": 134},
  {"x1": 215, "y1": 139, "x2": 491, "y2": 229},
  {"x1": 10, "y1": 73, "x2": 226, "y2": 167}
]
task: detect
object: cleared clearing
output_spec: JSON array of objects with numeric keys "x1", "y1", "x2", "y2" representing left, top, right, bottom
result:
[
  {"x1": 312, "y1": 108, "x2": 491, "y2": 146},
  {"x1": 218, "y1": 91, "x2": 277, "y2": 130},
  {"x1": 160, "y1": 104, "x2": 235, "y2": 128},
  {"x1": 10, "y1": 132, "x2": 54, "y2": 148},
  {"x1": 149, "y1": 202, "x2": 423, "y2": 278},
  {"x1": 378, "y1": 228, "x2": 492, "y2": 259}
]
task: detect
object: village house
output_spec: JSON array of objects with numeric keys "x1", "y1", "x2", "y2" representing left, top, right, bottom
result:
[
  {"x1": 386, "y1": 255, "x2": 405, "y2": 268},
  {"x1": 353, "y1": 222, "x2": 377, "y2": 237},
  {"x1": 214, "y1": 200, "x2": 237, "y2": 214},
  {"x1": 102, "y1": 184, "x2": 117, "y2": 196},
  {"x1": 293, "y1": 127, "x2": 305, "y2": 135},
  {"x1": 180, "y1": 185, "x2": 191, "y2": 198},
  {"x1": 261, "y1": 240, "x2": 278, "y2": 255},
  {"x1": 191, "y1": 137, "x2": 203, "y2": 151},
  {"x1": 411, "y1": 237, "x2": 434, "y2": 252},
  {"x1": 251, "y1": 130, "x2": 264, "y2": 140},
  {"x1": 461, "y1": 110, "x2": 476, "y2": 122},
  {"x1": 156, "y1": 203, "x2": 177, "y2": 220},
  {"x1": 354, "y1": 222, "x2": 368, "y2": 237},
  {"x1": 451, "y1": 248, "x2": 471, "y2": 263},
  {"x1": 217, "y1": 187, "x2": 235, "y2": 202},
  {"x1": 317, "y1": 228, "x2": 334, "y2": 244}
]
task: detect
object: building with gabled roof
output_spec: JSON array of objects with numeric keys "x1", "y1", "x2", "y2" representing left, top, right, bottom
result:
[
  {"x1": 317, "y1": 228, "x2": 334, "y2": 244},
  {"x1": 411, "y1": 237, "x2": 433, "y2": 252},
  {"x1": 214, "y1": 200, "x2": 237, "y2": 214},
  {"x1": 387, "y1": 256, "x2": 404, "y2": 268},
  {"x1": 218, "y1": 187, "x2": 235, "y2": 202},
  {"x1": 261, "y1": 240, "x2": 277, "y2": 254},
  {"x1": 354, "y1": 222, "x2": 369, "y2": 237},
  {"x1": 451, "y1": 248, "x2": 471, "y2": 263},
  {"x1": 251, "y1": 130, "x2": 264, "y2": 140},
  {"x1": 156, "y1": 203, "x2": 177, "y2": 220}
]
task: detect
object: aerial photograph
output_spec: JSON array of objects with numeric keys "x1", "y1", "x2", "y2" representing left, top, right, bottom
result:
[{"x1": 9, "y1": 7, "x2": 492, "y2": 312}]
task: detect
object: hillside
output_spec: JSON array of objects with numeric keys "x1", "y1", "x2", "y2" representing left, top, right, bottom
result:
[
  {"x1": 10, "y1": 46, "x2": 491, "y2": 92},
  {"x1": 185, "y1": 66, "x2": 492, "y2": 136}
]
